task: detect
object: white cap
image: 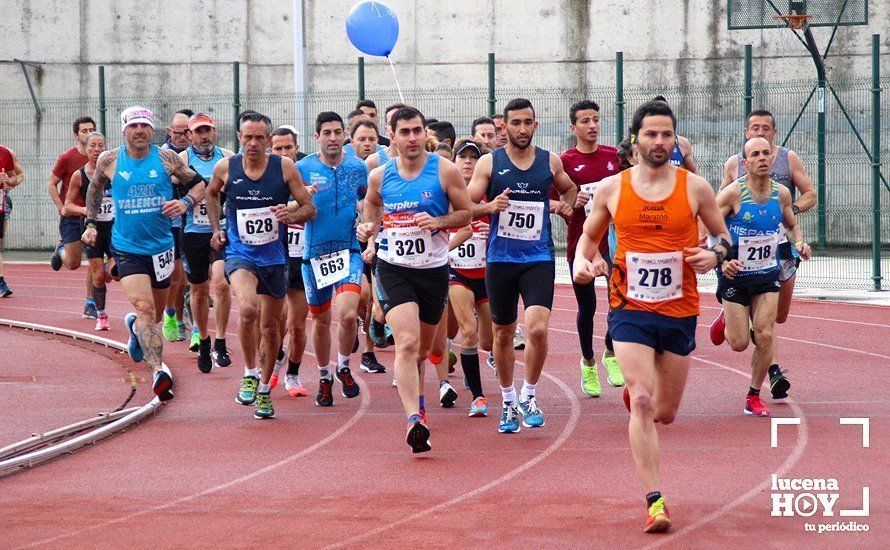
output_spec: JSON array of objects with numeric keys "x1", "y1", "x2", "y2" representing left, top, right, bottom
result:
[
  {"x1": 120, "y1": 106, "x2": 155, "y2": 131},
  {"x1": 278, "y1": 124, "x2": 299, "y2": 137}
]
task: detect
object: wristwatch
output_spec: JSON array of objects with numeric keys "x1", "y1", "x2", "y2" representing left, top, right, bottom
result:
[{"x1": 792, "y1": 204, "x2": 800, "y2": 215}]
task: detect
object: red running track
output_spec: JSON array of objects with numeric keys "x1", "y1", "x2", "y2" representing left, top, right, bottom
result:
[{"x1": 1, "y1": 263, "x2": 887, "y2": 548}]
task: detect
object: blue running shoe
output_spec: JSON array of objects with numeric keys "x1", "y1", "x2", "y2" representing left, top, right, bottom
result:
[
  {"x1": 519, "y1": 396, "x2": 545, "y2": 428},
  {"x1": 124, "y1": 313, "x2": 144, "y2": 362},
  {"x1": 468, "y1": 396, "x2": 488, "y2": 417},
  {"x1": 498, "y1": 403, "x2": 521, "y2": 433},
  {"x1": 0, "y1": 279, "x2": 12, "y2": 298},
  {"x1": 237, "y1": 376, "x2": 259, "y2": 406}
]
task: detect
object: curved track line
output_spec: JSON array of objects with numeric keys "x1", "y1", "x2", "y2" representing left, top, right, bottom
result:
[
  {"x1": 644, "y1": 357, "x2": 808, "y2": 549},
  {"x1": 326, "y1": 368, "x2": 581, "y2": 549},
  {"x1": 20, "y1": 373, "x2": 371, "y2": 550}
]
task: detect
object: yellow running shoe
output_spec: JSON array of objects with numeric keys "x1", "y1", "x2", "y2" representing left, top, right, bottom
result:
[
  {"x1": 580, "y1": 359, "x2": 601, "y2": 397},
  {"x1": 643, "y1": 497, "x2": 672, "y2": 533},
  {"x1": 602, "y1": 351, "x2": 625, "y2": 387}
]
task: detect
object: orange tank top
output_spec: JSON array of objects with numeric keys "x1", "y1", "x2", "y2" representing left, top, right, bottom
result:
[{"x1": 609, "y1": 168, "x2": 699, "y2": 317}]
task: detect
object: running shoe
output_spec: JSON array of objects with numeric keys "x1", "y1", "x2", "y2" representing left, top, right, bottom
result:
[
  {"x1": 211, "y1": 343, "x2": 232, "y2": 368},
  {"x1": 285, "y1": 374, "x2": 308, "y2": 397},
  {"x1": 406, "y1": 415, "x2": 431, "y2": 454},
  {"x1": 236, "y1": 375, "x2": 259, "y2": 405},
  {"x1": 0, "y1": 279, "x2": 12, "y2": 298},
  {"x1": 152, "y1": 366, "x2": 174, "y2": 402},
  {"x1": 439, "y1": 381, "x2": 458, "y2": 408},
  {"x1": 581, "y1": 359, "x2": 601, "y2": 398},
  {"x1": 360, "y1": 352, "x2": 386, "y2": 373},
  {"x1": 518, "y1": 396, "x2": 545, "y2": 428},
  {"x1": 188, "y1": 328, "x2": 200, "y2": 352},
  {"x1": 197, "y1": 339, "x2": 212, "y2": 374},
  {"x1": 769, "y1": 365, "x2": 791, "y2": 399},
  {"x1": 744, "y1": 395, "x2": 771, "y2": 417},
  {"x1": 177, "y1": 322, "x2": 188, "y2": 342},
  {"x1": 447, "y1": 349, "x2": 457, "y2": 374},
  {"x1": 498, "y1": 403, "x2": 521, "y2": 433},
  {"x1": 94, "y1": 313, "x2": 110, "y2": 331},
  {"x1": 643, "y1": 497, "x2": 672, "y2": 533},
  {"x1": 50, "y1": 242, "x2": 64, "y2": 271},
  {"x1": 316, "y1": 377, "x2": 334, "y2": 406},
  {"x1": 336, "y1": 367, "x2": 360, "y2": 398},
  {"x1": 513, "y1": 327, "x2": 526, "y2": 350},
  {"x1": 602, "y1": 351, "x2": 625, "y2": 387},
  {"x1": 254, "y1": 392, "x2": 275, "y2": 419},
  {"x1": 623, "y1": 386, "x2": 631, "y2": 412},
  {"x1": 709, "y1": 310, "x2": 726, "y2": 346},
  {"x1": 270, "y1": 352, "x2": 286, "y2": 389},
  {"x1": 124, "y1": 312, "x2": 143, "y2": 363},
  {"x1": 468, "y1": 396, "x2": 488, "y2": 417},
  {"x1": 82, "y1": 301, "x2": 98, "y2": 319},
  {"x1": 162, "y1": 313, "x2": 178, "y2": 342},
  {"x1": 369, "y1": 317, "x2": 387, "y2": 348}
]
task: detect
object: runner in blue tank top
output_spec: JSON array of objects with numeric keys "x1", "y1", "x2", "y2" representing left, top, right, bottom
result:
[
  {"x1": 206, "y1": 111, "x2": 315, "y2": 420},
  {"x1": 467, "y1": 98, "x2": 577, "y2": 434},
  {"x1": 297, "y1": 111, "x2": 367, "y2": 406},
  {"x1": 357, "y1": 106, "x2": 472, "y2": 454},
  {"x1": 710, "y1": 138, "x2": 811, "y2": 418},
  {"x1": 83, "y1": 106, "x2": 207, "y2": 402},
  {"x1": 177, "y1": 114, "x2": 235, "y2": 372},
  {"x1": 719, "y1": 109, "x2": 818, "y2": 396}
]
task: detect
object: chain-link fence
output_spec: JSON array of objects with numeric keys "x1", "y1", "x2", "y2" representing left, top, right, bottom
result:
[{"x1": 1, "y1": 77, "x2": 887, "y2": 290}]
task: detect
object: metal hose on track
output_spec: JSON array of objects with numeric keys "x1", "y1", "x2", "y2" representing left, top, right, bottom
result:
[{"x1": 0, "y1": 318, "x2": 167, "y2": 477}]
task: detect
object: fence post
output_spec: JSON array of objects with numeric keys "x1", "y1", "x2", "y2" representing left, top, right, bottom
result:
[
  {"x1": 816, "y1": 81, "x2": 827, "y2": 248},
  {"x1": 98, "y1": 66, "x2": 107, "y2": 136},
  {"x1": 615, "y1": 51, "x2": 624, "y2": 145},
  {"x1": 871, "y1": 34, "x2": 882, "y2": 291},
  {"x1": 743, "y1": 44, "x2": 753, "y2": 116},
  {"x1": 358, "y1": 57, "x2": 365, "y2": 101},
  {"x1": 233, "y1": 61, "x2": 241, "y2": 148},
  {"x1": 488, "y1": 53, "x2": 496, "y2": 117}
]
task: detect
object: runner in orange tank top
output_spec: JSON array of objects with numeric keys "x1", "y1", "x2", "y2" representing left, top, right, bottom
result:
[{"x1": 573, "y1": 100, "x2": 732, "y2": 534}]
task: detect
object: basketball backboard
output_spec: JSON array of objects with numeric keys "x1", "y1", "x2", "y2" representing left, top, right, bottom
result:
[{"x1": 727, "y1": 0, "x2": 868, "y2": 30}]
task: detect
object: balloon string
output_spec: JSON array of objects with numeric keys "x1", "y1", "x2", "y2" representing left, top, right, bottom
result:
[{"x1": 387, "y1": 56, "x2": 405, "y2": 104}]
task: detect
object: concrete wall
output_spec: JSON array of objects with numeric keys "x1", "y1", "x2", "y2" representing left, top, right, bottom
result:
[{"x1": 1, "y1": 0, "x2": 887, "y2": 100}]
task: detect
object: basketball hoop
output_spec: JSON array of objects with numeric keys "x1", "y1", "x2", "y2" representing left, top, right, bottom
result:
[{"x1": 773, "y1": 13, "x2": 812, "y2": 30}]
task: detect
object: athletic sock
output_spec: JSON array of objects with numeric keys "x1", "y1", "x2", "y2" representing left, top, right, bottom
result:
[
  {"x1": 337, "y1": 353, "x2": 350, "y2": 372},
  {"x1": 92, "y1": 285, "x2": 107, "y2": 312},
  {"x1": 500, "y1": 384, "x2": 517, "y2": 405},
  {"x1": 747, "y1": 387, "x2": 760, "y2": 397},
  {"x1": 520, "y1": 380, "x2": 537, "y2": 401},
  {"x1": 318, "y1": 364, "x2": 332, "y2": 380},
  {"x1": 200, "y1": 337, "x2": 211, "y2": 350},
  {"x1": 768, "y1": 364, "x2": 781, "y2": 376},
  {"x1": 407, "y1": 412, "x2": 423, "y2": 425},
  {"x1": 257, "y1": 382, "x2": 270, "y2": 393},
  {"x1": 428, "y1": 352, "x2": 444, "y2": 366},
  {"x1": 419, "y1": 395, "x2": 426, "y2": 413},
  {"x1": 244, "y1": 367, "x2": 259, "y2": 378},
  {"x1": 646, "y1": 491, "x2": 662, "y2": 508},
  {"x1": 0, "y1": 277, "x2": 5, "y2": 284},
  {"x1": 287, "y1": 360, "x2": 301, "y2": 376},
  {"x1": 277, "y1": 346, "x2": 285, "y2": 363},
  {"x1": 213, "y1": 337, "x2": 227, "y2": 350},
  {"x1": 165, "y1": 307, "x2": 175, "y2": 317},
  {"x1": 460, "y1": 348, "x2": 483, "y2": 399}
]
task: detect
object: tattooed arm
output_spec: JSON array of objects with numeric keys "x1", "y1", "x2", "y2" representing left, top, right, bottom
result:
[
  {"x1": 159, "y1": 148, "x2": 204, "y2": 218},
  {"x1": 82, "y1": 150, "x2": 117, "y2": 246}
]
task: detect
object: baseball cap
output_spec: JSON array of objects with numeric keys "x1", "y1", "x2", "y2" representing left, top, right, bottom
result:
[
  {"x1": 189, "y1": 113, "x2": 216, "y2": 131},
  {"x1": 120, "y1": 106, "x2": 155, "y2": 130},
  {"x1": 453, "y1": 140, "x2": 482, "y2": 157},
  {"x1": 278, "y1": 124, "x2": 300, "y2": 137}
]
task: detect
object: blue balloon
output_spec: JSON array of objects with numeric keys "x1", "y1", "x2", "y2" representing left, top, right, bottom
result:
[{"x1": 346, "y1": 1, "x2": 399, "y2": 57}]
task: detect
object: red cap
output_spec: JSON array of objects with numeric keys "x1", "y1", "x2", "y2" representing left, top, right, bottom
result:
[{"x1": 188, "y1": 114, "x2": 215, "y2": 131}]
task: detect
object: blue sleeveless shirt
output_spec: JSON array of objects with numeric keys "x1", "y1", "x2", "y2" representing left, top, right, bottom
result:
[
  {"x1": 184, "y1": 146, "x2": 225, "y2": 234},
  {"x1": 298, "y1": 152, "x2": 367, "y2": 259},
  {"x1": 110, "y1": 145, "x2": 175, "y2": 255},
  {"x1": 721, "y1": 179, "x2": 783, "y2": 285},
  {"x1": 377, "y1": 153, "x2": 450, "y2": 267},
  {"x1": 486, "y1": 147, "x2": 554, "y2": 263},
  {"x1": 224, "y1": 154, "x2": 291, "y2": 266}
]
